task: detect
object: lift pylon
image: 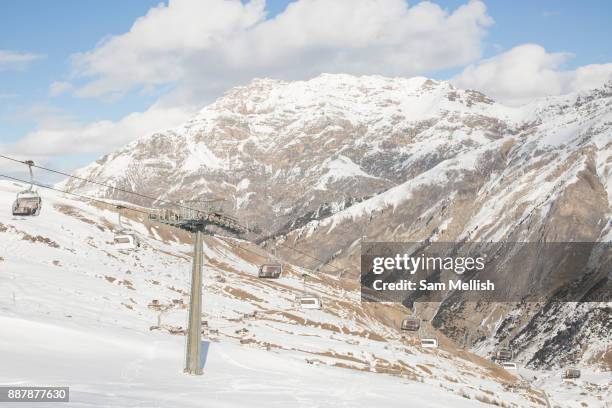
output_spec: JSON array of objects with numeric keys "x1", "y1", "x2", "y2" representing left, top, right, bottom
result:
[
  {"x1": 184, "y1": 229, "x2": 204, "y2": 375},
  {"x1": 149, "y1": 206, "x2": 252, "y2": 375}
]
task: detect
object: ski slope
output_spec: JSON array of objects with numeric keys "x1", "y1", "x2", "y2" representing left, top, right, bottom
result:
[{"x1": 0, "y1": 180, "x2": 607, "y2": 407}]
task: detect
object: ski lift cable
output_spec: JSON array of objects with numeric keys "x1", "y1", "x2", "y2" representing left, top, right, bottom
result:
[
  {"x1": 214, "y1": 225, "x2": 352, "y2": 280},
  {"x1": 4, "y1": 171, "x2": 356, "y2": 291},
  {"x1": 0, "y1": 173, "x2": 153, "y2": 217},
  {"x1": 275, "y1": 241, "x2": 346, "y2": 273},
  {"x1": 237, "y1": 236, "x2": 344, "y2": 273},
  {"x1": 1, "y1": 156, "x2": 352, "y2": 277},
  {"x1": 216, "y1": 235, "x2": 339, "y2": 276},
  {"x1": 253, "y1": 227, "x2": 349, "y2": 275},
  {"x1": 0, "y1": 154, "x2": 205, "y2": 214},
  {"x1": 214, "y1": 235, "x2": 270, "y2": 260},
  {"x1": 216, "y1": 235, "x2": 348, "y2": 278},
  {"x1": 215, "y1": 235, "x2": 320, "y2": 278}
]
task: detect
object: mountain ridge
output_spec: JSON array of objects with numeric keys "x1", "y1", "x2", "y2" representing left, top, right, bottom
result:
[{"x1": 61, "y1": 73, "x2": 612, "y2": 371}]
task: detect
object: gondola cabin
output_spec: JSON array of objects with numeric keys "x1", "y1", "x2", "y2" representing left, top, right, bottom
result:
[
  {"x1": 401, "y1": 317, "x2": 420, "y2": 332},
  {"x1": 12, "y1": 190, "x2": 42, "y2": 216},
  {"x1": 495, "y1": 348, "x2": 513, "y2": 362},
  {"x1": 563, "y1": 368, "x2": 581, "y2": 379},
  {"x1": 298, "y1": 295, "x2": 321, "y2": 310},
  {"x1": 420, "y1": 337, "x2": 438, "y2": 348},
  {"x1": 258, "y1": 263, "x2": 282, "y2": 279}
]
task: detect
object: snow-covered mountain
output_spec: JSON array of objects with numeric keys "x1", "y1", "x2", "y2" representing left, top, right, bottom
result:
[
  {"x1": 61, "y1": 74, "x2": 520, "y2": 231},
  {"x1": 61, "y1": 74, "x2": 612, "y2": 372},
  {"x1": 7, "y1": 180, "x2": 602, "y2": 407},
  {"x1": 62, "y1": 73, "x2": 611, "y2": 243}
]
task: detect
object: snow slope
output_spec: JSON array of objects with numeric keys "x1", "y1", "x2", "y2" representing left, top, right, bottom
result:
[
  {"x1": 47, "y1": 73, "x2": 612, "y2": 403},
  {"x1": 0, "y1": 180, "x2": 578, "y2": 407}
]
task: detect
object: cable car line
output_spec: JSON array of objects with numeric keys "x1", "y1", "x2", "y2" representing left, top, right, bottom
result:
[
  {"x1": 0, "y1": 173, "x2": 152, "y2": 217},
  {"x1": 275, "y1": 241, "x2": 345, "y2": 273},
  {"x1": 0, "y1": 154, "x2": 206, "y2": 214},
  {"x1": 217, "y1": 235, "x2": 330, "y2": 276},
  {"x1": 2, "y1": 154, "x2": 323, "y2": 264},
  {"x1": 216, "y1": 235, "x2": 351, "y2": 281},
  {"x1": 1, "y1": 157, "x2": 351, "y2": 278},
  {"x1": 215, "y1": 235, "x2": 271, "y2": 260}
]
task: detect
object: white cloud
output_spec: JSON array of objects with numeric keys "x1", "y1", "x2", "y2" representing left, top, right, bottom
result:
[
  {"x1": 452, "y1": 44, "x2": 612, "y2": 106},
  {"x1": 71, "y1": 0, "x2": 492, "y2": 103},
  {"x1": 0, "y1": 102, "x2": 194, "y2": 182},
  {"x1": 49, "y1": 81, "x2": 74, "y2": 97},
  {"x1": 1, "y1": 104, "x2": 194, "y2": 158},
  {"x1": 0, "y1": 49, "x2": 44, "y2": 71},
  {"x1": 6, "y1": 0, "x2": 491, "y2": 169},
  {"x1": 570, "y1": 63, "x2": 612, "y2": 92}
]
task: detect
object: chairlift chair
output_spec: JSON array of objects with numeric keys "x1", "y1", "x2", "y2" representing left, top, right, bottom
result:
[
  {"x1": 495, "y1": 347, "x2": 514, "y2": 362},
  {"x1": 258, "y1": 243, "x2": 283, "y2": 278},
  {"x1": 12, "y1": 191, "x2": 42, "y2": 216},
  {"x1": 420, "y1": 337, "x2": 438, "y2": 348},
  {"x1": 563, "y1": 368, "x2": 581, "y2": 379},
  {"x1": 12, "y1": 160, "x2": 42, "y2": 217},
  {"x1": 113, "y1": 232, "x2": 139, "y2": 250},
  {"x1": 297, "y1": 273, "x2": 321, "y2": 309},
  {"x1": 418, "y1": 316, "x2": 438, "y2": 348},
  {"x1": 500, "y1": 362, "x2": 518, "y2": 370},
  {"x1": 401, "y1": 317, "x2": 421, "y2": 332},
  {"x1": 298, "y1": 294, "x2": 322, "y2": 310},
  {"x1": 258, "y1": 263, "x2": 282, "y2": 278},
  {"x1": 113, "y1": 207, "x2": 139, "y2": 251}
]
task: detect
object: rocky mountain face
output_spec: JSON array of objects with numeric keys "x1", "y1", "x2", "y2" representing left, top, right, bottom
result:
[
  {"x1": 62, "y1": 74, "x2": 515, "y2": 232},
  {"x1": 63, "y1": 74, "x2": 612, "y2": 370}
]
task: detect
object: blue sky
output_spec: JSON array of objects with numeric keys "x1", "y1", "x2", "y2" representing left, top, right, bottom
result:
[
  {"x1": 1, "y1": 0, "x2": 611, "y2": 175},
  {"x1": 0, "y1": 1, "x2": 161, "y2": 141},
  {"x1": 440, "y1": 0, "x2": 612, "y2": 66}
]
